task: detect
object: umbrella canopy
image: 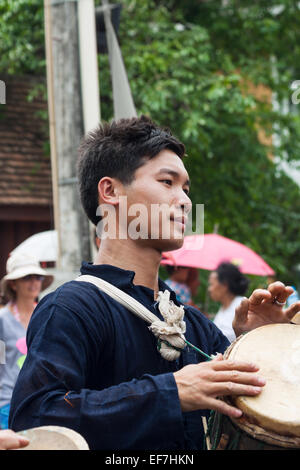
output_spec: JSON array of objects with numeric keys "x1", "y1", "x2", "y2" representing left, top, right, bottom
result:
[
  {"x1": 11, "y1": 230, "x2": 58, "y2": 263},
  {"x1": 161, "y1": 233, "x2": 275, "y2": 276}
]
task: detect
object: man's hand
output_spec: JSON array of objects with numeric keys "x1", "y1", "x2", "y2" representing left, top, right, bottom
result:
[
  {"x1": 174, "y1": 355, "x2": 265, "y2": 418},
  {"x1": 0, "y1": 429, "x2": 29, "y2": 450},
  {"x1": 233, "y1": 281, "x2": 300, "y2": 337}
]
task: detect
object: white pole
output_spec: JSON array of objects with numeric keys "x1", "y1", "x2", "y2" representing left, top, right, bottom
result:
[
  {"x1": 78, "y1": 0, "x2": 101, "y2": 132},
  {"x1": 77, "y1": 0, "x2": 101, "y2": 258}
]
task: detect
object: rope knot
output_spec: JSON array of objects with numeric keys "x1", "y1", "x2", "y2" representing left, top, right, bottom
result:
[{"x1": 149, "y1": 290, "x2": 186, "y2": 361}]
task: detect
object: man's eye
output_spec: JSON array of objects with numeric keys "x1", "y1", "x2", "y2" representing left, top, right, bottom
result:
[
  {"x1": 183, "y1": 188, "x2": 189, "y2": 195},
  {"x1": 160, "y1": 179, "x2": 172, "y2": 185}
]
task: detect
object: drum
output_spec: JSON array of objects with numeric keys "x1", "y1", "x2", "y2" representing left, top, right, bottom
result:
[
  {"x1": 15, "y1": 425, "x2": 89, "y2": 450},
  {"x1": 292, "y1": 312, "x2": 300, "y2": 325},
  {"x1": 206, "y1": 324, "x2": 300, "y2": 450}
]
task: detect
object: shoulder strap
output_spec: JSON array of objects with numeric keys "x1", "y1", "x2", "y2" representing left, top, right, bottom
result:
[
  {"x1": 75, "y1": 274, "x2": 186, "y2": 361},
  {"x1": 75, "y1": 274, "x2": 158, "y2": 325}
]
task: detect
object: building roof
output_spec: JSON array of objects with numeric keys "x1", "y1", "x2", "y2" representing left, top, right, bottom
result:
[{"x1": 0, "y1": 76, "x2": 53, "y2": 207}]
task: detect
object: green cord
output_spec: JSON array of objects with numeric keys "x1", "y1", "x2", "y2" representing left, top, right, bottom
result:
[
  {"x1": 183, "y1": 339, "x2": 212, "y2": 361},
  {"x1": 158, "y1": 338, "x2": 212, "y2": 361},
  {"x1": 157, "y1": 338, "x2": 182, "y2": 352}
]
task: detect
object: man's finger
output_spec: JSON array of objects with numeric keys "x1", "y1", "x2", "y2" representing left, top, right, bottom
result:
[
  {"x1": 212, "y1": 370, "x2": 266, "y2": 387},
  {"x1": 248, "y1": 288, "x2": 272, "y2": 305},
  {"x1": 268, "y1": 282, "x2": 294, "y2": 304},
  {"x1": 212, "y1": 359, "x2": 259, "y2": 372},
  {"x1": 285, "y1": 301, "x2": 300, "y2": 322},
  {"x1": 211, "y1": 381, "x2": 263, "y2": 399},
  {"x1": 267, "y1": 281, "x2": 286, "y2": 292},
  {"x1": 15, "y1": 435, "x2": 30, "y2": 449},
  {"x1": 278, "y1": 286, "x2": 294, "y2": 304},
  {"x1": 234, "y1": 297, "x2": 249, "y2": 324},
  {"x1": 205, "y1": 397, "x2": 243, "y2": 419},
  {"x1": 211, "y1": 353, "x2": 224, "y2": 362},
  {"x1": 0, "y1": 430, "x2": 29, "y2": 450}
]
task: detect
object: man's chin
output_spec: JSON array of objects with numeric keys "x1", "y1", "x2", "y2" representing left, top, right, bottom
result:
[
  {"x1": 134, "y1": 232, "x2": 185, "y2": 253},
  {"x1": 156, "y1": 236, "x2": 185, "y2": 253}
]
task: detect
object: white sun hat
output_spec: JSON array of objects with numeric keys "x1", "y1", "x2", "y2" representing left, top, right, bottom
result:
[{"x1": 1, "y1": 252, "x2": 54, "y2": 294}]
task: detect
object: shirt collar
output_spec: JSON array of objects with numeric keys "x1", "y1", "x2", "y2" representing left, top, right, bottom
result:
[{"x1": 80, "y1": 261, "x2": 180, "y2": 305}]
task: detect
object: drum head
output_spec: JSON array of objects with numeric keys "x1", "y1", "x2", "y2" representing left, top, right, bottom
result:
[
  {"x1": 225, "y1": 324, "x2": 300, "y2": 440},
  {"x1": 16, "y1": 426, "x2": 89, "y2": 450}
]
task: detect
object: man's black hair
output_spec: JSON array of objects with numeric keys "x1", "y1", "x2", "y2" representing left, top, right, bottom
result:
[
  {"x1": 216, "y1": 262, "x2": 249, "y2": 296},
  {"x1": 77, "y1": 115, "x2": 185, "y2": 225}
]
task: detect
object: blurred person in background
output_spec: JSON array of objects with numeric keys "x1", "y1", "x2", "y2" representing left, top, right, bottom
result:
[
  {"x1": 208, "y1": 262, "x2": 249, "y2": 342},
  {"x1": 0, "y1": 252, "x2": 53, "y2": 429},
  {"x1": 185, "y1": 267, "x2": 201, "y2": 309},
  {"x1": 165, "y1": 265, "x2": 193, "y2": 305}
]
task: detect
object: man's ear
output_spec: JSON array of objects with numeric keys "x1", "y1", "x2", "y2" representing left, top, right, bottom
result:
[{"x1": 97, "y1": 177, "x2": 121, "y2": 206}]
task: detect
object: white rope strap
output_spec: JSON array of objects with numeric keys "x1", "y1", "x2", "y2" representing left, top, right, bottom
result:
[{"x1": 75, "y1": 274, "x2": 186, "y2": 361}]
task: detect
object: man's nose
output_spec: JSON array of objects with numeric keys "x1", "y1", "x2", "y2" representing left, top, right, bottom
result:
[{"x1": 180, "y1": 199, "x2": 192, "y2": 215}]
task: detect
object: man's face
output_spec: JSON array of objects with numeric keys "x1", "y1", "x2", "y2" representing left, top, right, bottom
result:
[{"x1": 117, "y1": 149, "x2": 192, "y2": 251}]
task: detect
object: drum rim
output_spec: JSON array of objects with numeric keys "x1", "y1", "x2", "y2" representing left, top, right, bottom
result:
[
  {"x1": 17, "y1": 425, "x2": 90, "y2": 450},
  {"x1": 221, "y1": 397, "x2": 300, "y2": 448}
]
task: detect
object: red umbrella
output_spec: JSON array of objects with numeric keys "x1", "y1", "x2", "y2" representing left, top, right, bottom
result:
[{"x1": 161, "y1": 233, "x2": 275, "y2": 276}]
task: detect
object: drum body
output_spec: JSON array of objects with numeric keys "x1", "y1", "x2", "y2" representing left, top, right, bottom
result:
[
  {"x1": 207, "y1": 324, "x2": 300, "y2": 450},
  {"x1": 207, "y1": 410, "x2": 300, "y2": 450}
]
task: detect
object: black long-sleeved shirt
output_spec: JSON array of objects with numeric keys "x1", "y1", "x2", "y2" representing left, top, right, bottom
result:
[{"x1": 9, "y1": 262, "x2": 229, "y2": 450}]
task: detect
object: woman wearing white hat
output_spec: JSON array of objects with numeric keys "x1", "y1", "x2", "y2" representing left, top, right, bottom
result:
[{"x1": 0, "y1": 253, "x2": 53, "y2": 429}]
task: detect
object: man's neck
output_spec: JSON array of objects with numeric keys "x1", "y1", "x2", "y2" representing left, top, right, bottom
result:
[{"x1": 94, "y1": 239, "x2": 161, "y2": 295}]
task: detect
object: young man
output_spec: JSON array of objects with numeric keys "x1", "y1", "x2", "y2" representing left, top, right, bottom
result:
[{"x1": 8, "y1": 116, "x2": 300, "y2": 450}]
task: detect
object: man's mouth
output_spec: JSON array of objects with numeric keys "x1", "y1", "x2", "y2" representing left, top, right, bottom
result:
[{"x1": 170, "y1": 215, "x2": 187, "y2": 230}]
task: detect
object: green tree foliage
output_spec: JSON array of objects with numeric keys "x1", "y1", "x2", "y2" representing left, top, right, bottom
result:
[
  {"x1": 1, "y1": 0, "x2": 300, "y2": 298},
  {"x1": 0, "y1": 0, "x2": 45, "y2": 75},
  {"x1": 109, "y1": 0, "x2": 300, "y2": 287}
]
